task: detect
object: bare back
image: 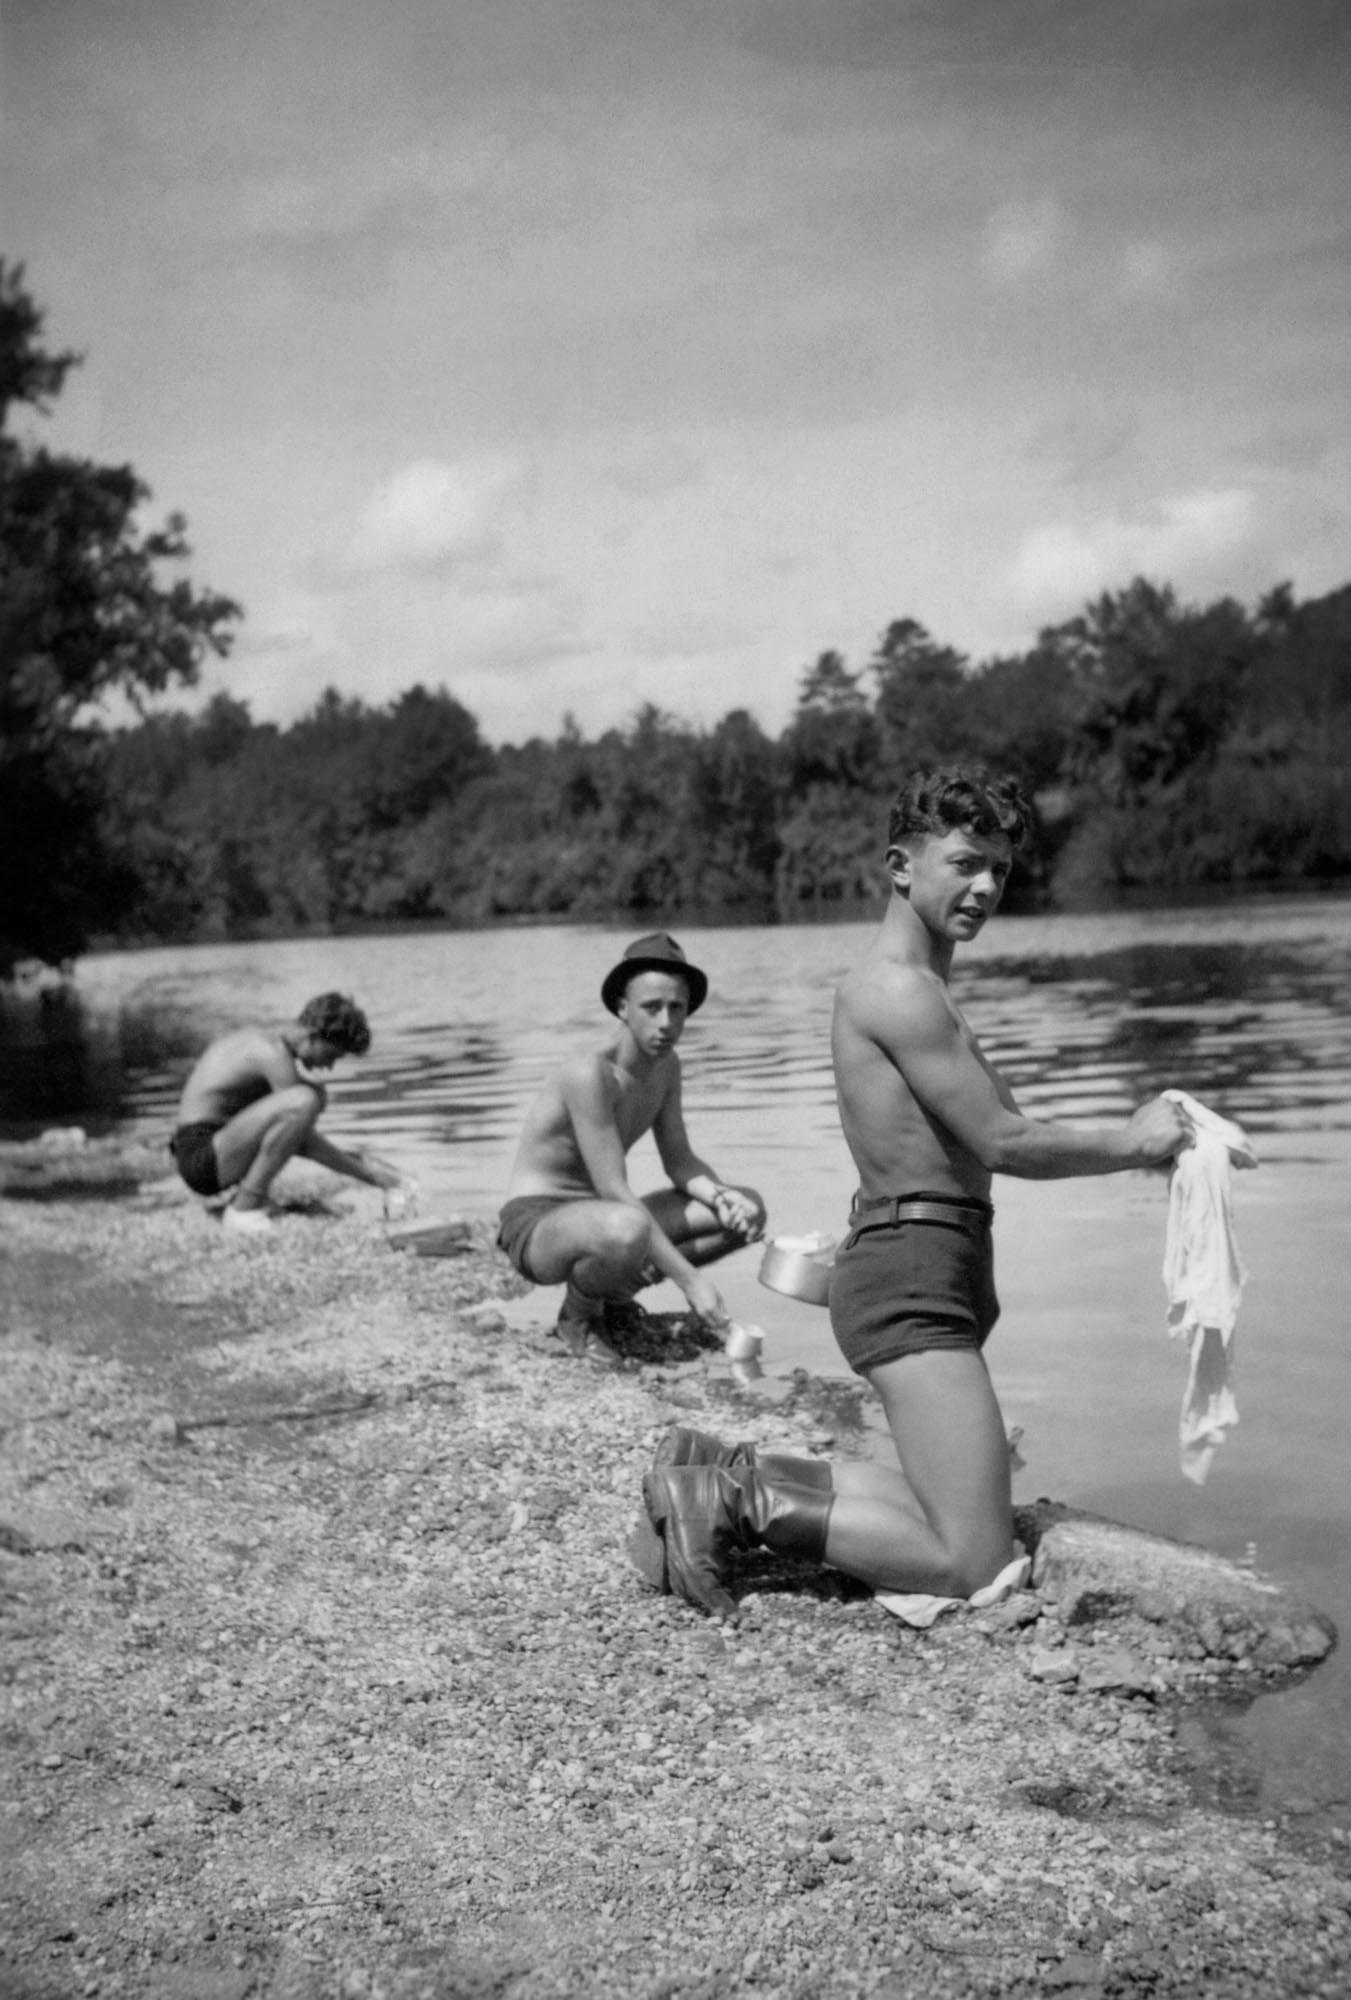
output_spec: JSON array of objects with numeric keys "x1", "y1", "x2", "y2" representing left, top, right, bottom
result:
[
  {"x1": 832, "y1": 951, "x2": 1013, "y2": 1203},
  {"x1": 176, "y1": 1028, "x2": 299, "y2": 1127}
]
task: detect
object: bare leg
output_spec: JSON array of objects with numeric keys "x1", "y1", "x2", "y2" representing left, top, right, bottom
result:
[
  {"x1": 829, "y1": 1457, "x2": 928, "y2": 1526},
  {"x1": 642, "y1": 1184, "x2": 766, "y2": 1270},
  {"x1": 520, "y1": 1198, "x2": 652, "y2": 1299},
  {"x1": 211, "y1": 1085, "x2": 324, "y2": 1210},
  {"x1": 820, "y1": 1348, "x2": 1014, "y2": 1598}
]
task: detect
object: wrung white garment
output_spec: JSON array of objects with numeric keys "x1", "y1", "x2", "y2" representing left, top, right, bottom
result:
[{"x1": 1162, "y1": 1090, "x2": 1257, "y2": 1485}]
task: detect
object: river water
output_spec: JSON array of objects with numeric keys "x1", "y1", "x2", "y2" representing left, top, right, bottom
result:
[{"x1": 70, "y1": 894, "x2": 1351, "y2": 1824}]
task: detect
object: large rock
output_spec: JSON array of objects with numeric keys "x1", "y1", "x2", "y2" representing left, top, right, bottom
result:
[{"x1": 1015, "y1": 1499, "x2": 1337, "y2": 1675}]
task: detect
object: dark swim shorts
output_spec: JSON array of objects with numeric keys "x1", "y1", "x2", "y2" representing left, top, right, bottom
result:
[
  {"x1": 828, "y1": 1191, "x2": 999, "y2": 1377},
  {"x1": 496, "y1": 1193, "x2": 588, "y2": 1282},
  {"x1": 169, "y1": 1121, "x2": 227, "y2": 1198}
]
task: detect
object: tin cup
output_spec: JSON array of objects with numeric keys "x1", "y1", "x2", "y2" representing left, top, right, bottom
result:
[
  {"x1": 723, "y1": 1321, "x2": 765, "y2": 1362},
  {"x1": 757, "y1": 1234, "x2": 836, "y2": 1307}
]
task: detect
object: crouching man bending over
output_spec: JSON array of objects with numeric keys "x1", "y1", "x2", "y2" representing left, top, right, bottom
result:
[{"x1": 170, "y1": 991, "x2": 415, "y2": 1237}]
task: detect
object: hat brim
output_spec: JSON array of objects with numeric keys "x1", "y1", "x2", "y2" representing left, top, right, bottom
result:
[{"x1": 601, "y1": 957, "x2": 708, "y2": 1016}]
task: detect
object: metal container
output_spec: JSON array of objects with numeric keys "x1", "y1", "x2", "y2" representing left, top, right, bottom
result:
[
  {"x1": 757, "y1": 1234, "x2": 835, "y2": 1307},
  {"x1": 386, "y1": 1215, "x2": 474, "y2": 1258},
  {"x1": 723, "y1": 1320, "x2": 765, "y2": 1362}
]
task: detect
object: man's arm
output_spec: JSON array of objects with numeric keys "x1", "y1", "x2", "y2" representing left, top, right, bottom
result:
[
  {"x1": 876, "y1": 972, "x2": 1190, "y2": 1178},
  {"x1": 300, "y1": 1129, "x2": 407, "y2": 1191},
  {"x1": 561, "y1": 1061, "x2": 729, "y2": 1297},
  {"x1": 652, "y1": 1073, "x2": 761, "y2": 1239}
]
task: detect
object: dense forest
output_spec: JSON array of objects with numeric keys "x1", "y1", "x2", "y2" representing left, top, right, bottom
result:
[
  {"x1": 4, "y1": 261, "x2": 1351, "y2": 974},
  {"x1": 96, "y1": 577, "x2": 1351, "y2": 945}
]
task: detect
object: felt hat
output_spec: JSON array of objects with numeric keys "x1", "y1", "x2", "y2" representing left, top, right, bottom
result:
[{"x1": 600, "y1": 932, "x2": 708, "y2": 1016}]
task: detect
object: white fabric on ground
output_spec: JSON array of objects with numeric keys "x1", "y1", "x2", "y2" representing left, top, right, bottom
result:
[
  {"x1": 1162, "y1": 1090, "x2": 1257, "y2": 1485},
  {"x1": 875, "y1": 1549, "x2": 1032, "y2": 1629}
]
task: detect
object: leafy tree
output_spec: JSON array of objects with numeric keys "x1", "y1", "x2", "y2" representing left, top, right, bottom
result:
[
  {"x1": 797, "y1": 649, "x2": 867, "y2": 713},
  {"x1": 966, "y1": 646, "x2": 1076, "y2": 793},
  {"x1": 0, "y1": 263, "x2": 240, "y2": 972},
  {"x1": 769, "y1": 652, "x2": 877, "y2": 901},
  {"x1": 870, "y1": 617, "x2": 983, "y2": 775},
  {"x1": 783, "y1": 650, "x2": 877, "y2": 791},
  {"x1": 1054, "y1": 578, "x2": 1255, "y2": 800},
  {"x1": 1047, "y1": 579, "x2": 1264, "y2": 896}
]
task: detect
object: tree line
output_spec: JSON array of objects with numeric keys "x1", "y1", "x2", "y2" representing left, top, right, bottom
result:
[
  {"x1": 96, "y1": 582, "x2": 1351, "y2": 949},
  {"x1": 4, "y1": 261, "x2": 1350, "y2": 975}
]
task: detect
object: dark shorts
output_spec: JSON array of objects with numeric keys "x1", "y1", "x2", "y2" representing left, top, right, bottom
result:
[
  {"x1": 828, "y1": 1193, "x2": 998, "y2": 1377},
  {"x1": 496, "y1": 1193, "x2": 589, "y2": 1282},
  {"x1": 169, "y1": 1121, "x2": 227, "y2": 1198}
]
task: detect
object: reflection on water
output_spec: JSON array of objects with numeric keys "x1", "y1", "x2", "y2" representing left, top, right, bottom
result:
[{"x1": 15, "y1": 894, "x2": 1351, "y2": 1821}]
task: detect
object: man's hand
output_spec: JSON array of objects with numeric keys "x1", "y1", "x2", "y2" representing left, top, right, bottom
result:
[
  {"x1": 383, "y1": 1175, "x2": 422, "y2": 1218},
  {"x1": 1125, "y1": 1095, "x2": 1194, "y2": 1168},
  {"x1": 683, "y1": 1273, "x2": 731, "y2": 1330},
  {"x1": 710, "y1": 1185, "x2": 763, "y2": 1243}
]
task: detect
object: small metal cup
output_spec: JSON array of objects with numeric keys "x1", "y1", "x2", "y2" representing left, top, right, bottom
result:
[{"x1": 723, "y1": 1321, "x2": 765, "y2": 1362}]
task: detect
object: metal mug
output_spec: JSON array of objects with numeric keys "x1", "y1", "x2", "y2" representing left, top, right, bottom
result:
[
  {"x1": 723, "y1": 1320, "x2": 765, "y2": 1362},
  {"x1": 757, "y1": 1234, "x2": 835, "y2": 1307}
]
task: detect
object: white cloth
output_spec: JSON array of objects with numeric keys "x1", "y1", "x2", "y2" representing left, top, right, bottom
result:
[
  {"x1": 1162, "y1": 1090, "x2": 1256, "y2": 1485},
  {"x1": 875, "y1": 1550, "x2": 1032, "y2": 1629}
]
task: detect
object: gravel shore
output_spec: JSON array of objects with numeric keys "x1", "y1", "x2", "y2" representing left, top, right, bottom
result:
[{"x1": 3, "y1": 1168, "x2": 1349, "y2": 2000}]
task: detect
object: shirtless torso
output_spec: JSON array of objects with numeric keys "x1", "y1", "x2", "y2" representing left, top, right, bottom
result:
[
  {"x1": 505, "y1": 1042, "x2": 676, "y2": 1199},
  {"x1": 832, "y1": 955, "x2": 1012, "y2": 1202},
  {"x1": 176, "y1": 1028, "x2": 304, "y2": 1129}
]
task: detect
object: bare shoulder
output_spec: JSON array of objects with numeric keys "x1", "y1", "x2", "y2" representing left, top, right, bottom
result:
[
  {"x1": 556, "y1": 1049, "x2": 617, "y2": 1107},
  {"x1": 197, "y1": 1024, "x2": 269, "y2": 1072},
  {"x1": 837, "y1": 956, "x2": 951, "y2": 1040}
]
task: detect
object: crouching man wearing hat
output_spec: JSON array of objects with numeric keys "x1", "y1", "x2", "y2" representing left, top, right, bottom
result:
[{"x1": 497, "y1": 933, "x2": 766, "y2": 1362}]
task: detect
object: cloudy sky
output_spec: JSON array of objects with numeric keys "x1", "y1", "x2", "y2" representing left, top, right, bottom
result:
[{"x1": 4, "y1": 0, "x2": 1348, "y2": 743}]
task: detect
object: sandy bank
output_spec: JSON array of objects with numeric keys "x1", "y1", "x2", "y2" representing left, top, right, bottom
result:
[{"x1": 2, "y1": 1168, "x2": 1349, "y2": 2000}]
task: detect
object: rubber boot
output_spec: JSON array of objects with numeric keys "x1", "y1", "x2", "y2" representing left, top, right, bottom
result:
[
  {"x1": 637, "y1": 1464, "x2": 834, "y2": 1621},
  {"x1": 554, "y1": 1283, "x2": 623, "y2": 1368},
  {"x1": 631, "y1": 1427, "x2": 833, "y2": 1590},
  {"x1": 656, "y1": 1424, "x2": 834, "y2": 1488}
]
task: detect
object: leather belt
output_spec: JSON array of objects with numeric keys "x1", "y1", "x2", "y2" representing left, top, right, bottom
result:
[{"x1": 849, "y1": 1194, "x2": 992, "y2": 1233}]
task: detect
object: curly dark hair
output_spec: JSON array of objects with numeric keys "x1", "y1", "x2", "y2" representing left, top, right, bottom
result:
[
  {"x1": 296, "y1": 992, "x2": 371, "y2": 1056},
  {"x1": 887, "y1": 766, "x2": 1032, "y2": 852}
]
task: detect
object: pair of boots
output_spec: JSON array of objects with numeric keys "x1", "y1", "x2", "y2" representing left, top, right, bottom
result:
[
  {"x1": 630, "y1": 1426, "x2": 834, "y2": 1621},
  {"x1": 555, "y1": 1275, "x2": 665, "y2": 1367}
]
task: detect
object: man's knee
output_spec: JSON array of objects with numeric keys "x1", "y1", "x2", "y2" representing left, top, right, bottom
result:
[
  {"x1": 583, "y1": 1203, "x2": 651, "y2": 1267},
  {"x1": 270, "y1": 1083, "x2": 325, "y2": 1132},
  {"x1": 943, "y1": 1527, "x2": 1014, "y2": 1601}
]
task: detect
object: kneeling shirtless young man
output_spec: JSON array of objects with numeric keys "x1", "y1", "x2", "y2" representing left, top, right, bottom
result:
[
  {"x1": 637, "y1": 767, "x2": 1193, "y2": 1617},
  {"x1": 497, "y1": 933, "x2": 765, "y2": 1361}
]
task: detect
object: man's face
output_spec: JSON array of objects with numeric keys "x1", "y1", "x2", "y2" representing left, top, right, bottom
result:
[
  {"x1": 617, "y1": 971, "x2": 690, "y2": 1057},
  {"x1": 891, "y1": 825, "x2": 1013, "y2": 943},
  {"x1": 297, "y1": 1033, "x2": 345, "y2": 1072}
]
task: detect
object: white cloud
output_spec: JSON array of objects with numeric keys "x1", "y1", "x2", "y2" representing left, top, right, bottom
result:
[
  {"x1": 434, "y1": 585, "x2": 593, "y2": 671},
  {"x1": 234, "y1": 617, "x2": 324, "y2": 661},
  {"x1": 1008, "y1": 487, "x2": 1260, "y2": 615},
  {"x1": 603, "y1": 437, "x2": 707, "y2": 498},
  {"x1": 982, "y1": 196, "x2": 1065, "y2": 282},
  {"x1": 345, "y1": 458, "x2": 522, "y2": 578},
  {"x1": 1118, "y1": 238, "x2": 1172, "y2": 295},
  {"x1": 627, "y1": 608, "x2": 762, "y2": 661}
]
